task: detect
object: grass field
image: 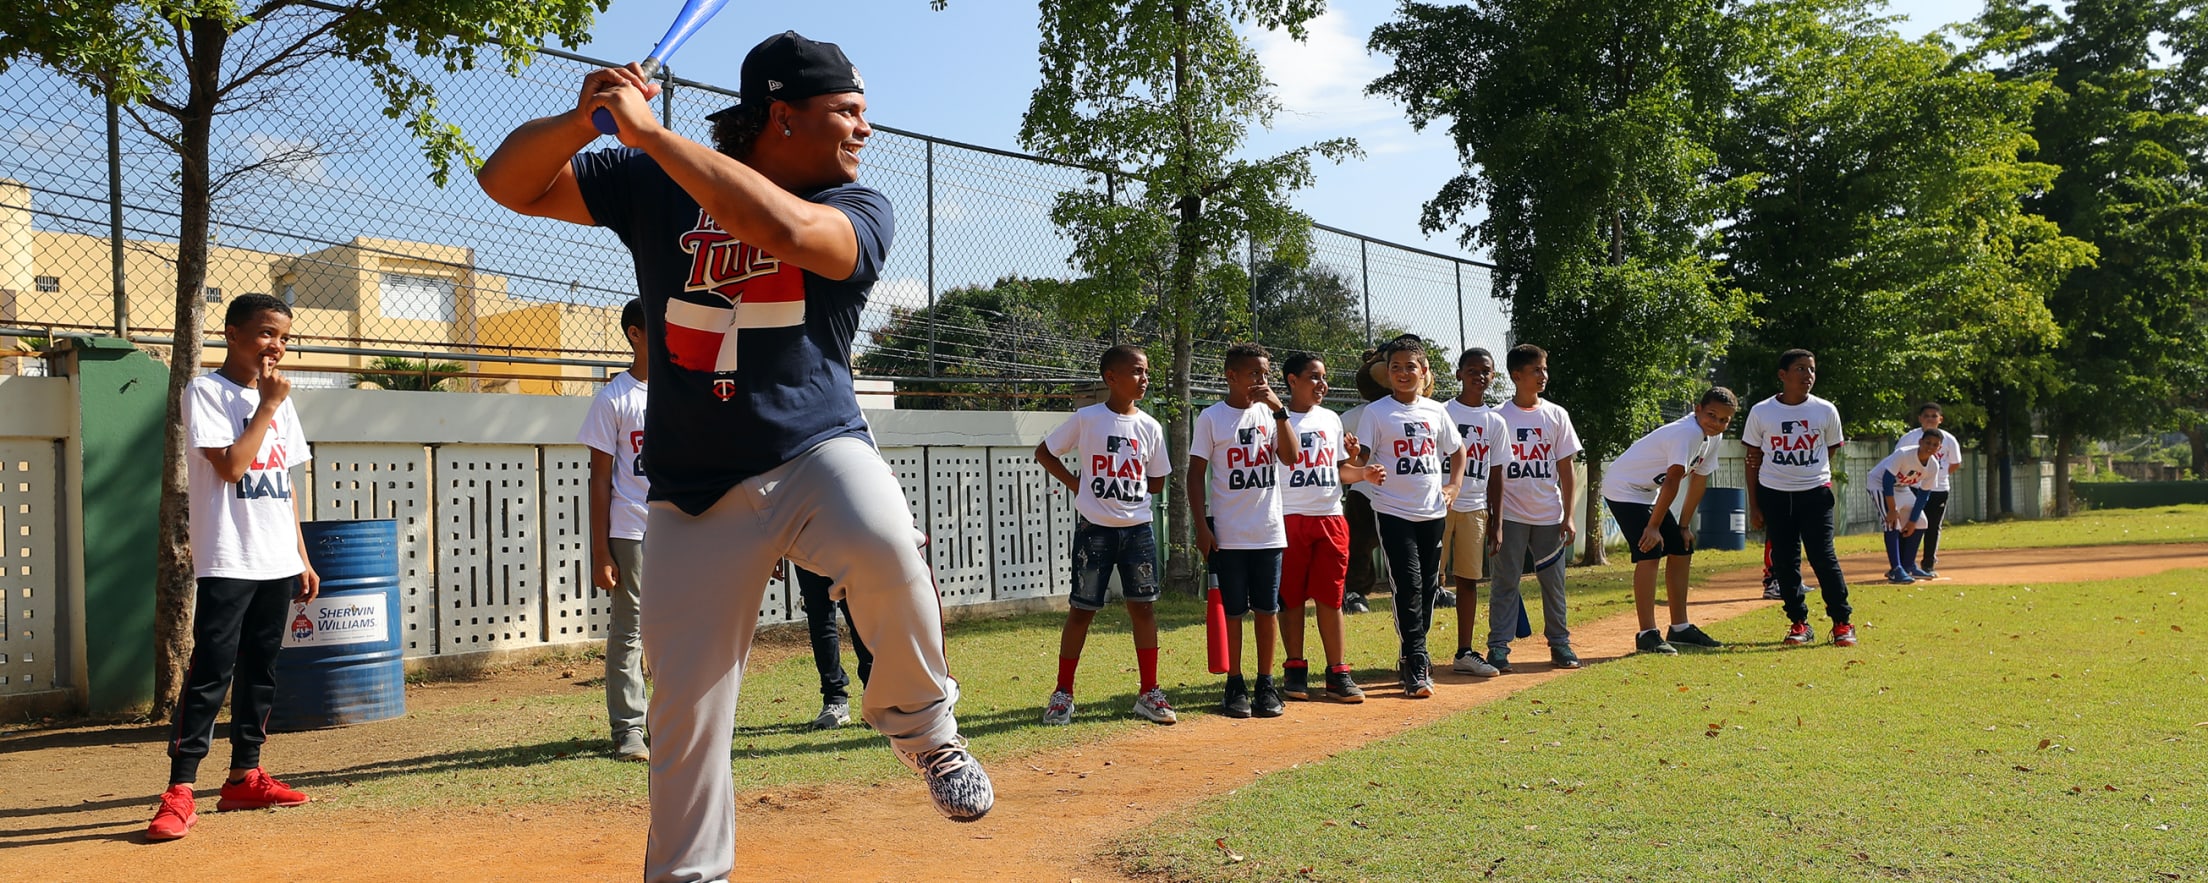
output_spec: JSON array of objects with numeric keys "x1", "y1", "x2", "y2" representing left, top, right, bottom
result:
[
  {"x1": 1117, "y1": 567, "x2": 2208, "y2": 882},
  {"x1": 296, "y1": 505, "x2": 2208, "y2": 822}
]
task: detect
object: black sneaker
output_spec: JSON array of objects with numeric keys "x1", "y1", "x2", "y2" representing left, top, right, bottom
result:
[
  {"x1": 1400, "y1": 656, "x2": 1434, "y2": 698},
  {"x1": 1280, "y1": 663, "x2": 1311, "y2": 701},
  {"x1": 1343, "y1": 592, "x2": 1371, "y2": 614},
  {"x1": 1667, "y1": 623, "x2": 1723, "y2": 648},
  {"x1": 1252, "y1": 674, "x2": 1285, "y2": 717},
  {"x1": 1635, "y1": 629, "x2": 1676, "y2": 655},
  {"x1": 1762, "y1": 579, "x2": 1783, "y2": 600},
  {"x1": 1323, "y1": 668, "x2": 1366, "y2": 703},
  {"x1": 1221, "y1": 674, "x2": 1252, "y2": 719},
  {"x1": 1488, "y1": 645, "x2": 1515, "y2": 673},
  {"x1": 1550, "y1": 646, "x2": 1582, "y2": 669},
  {"x1": 1435, "y1": 588, "x2": 1458, "y2": 609}
]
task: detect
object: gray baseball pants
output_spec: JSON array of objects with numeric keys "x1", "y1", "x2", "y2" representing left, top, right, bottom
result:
[
  {"x1": 606, "y1": 537, "x2": 648, "y2": 742},
  {"x1": 641, "y1": 436, "x2": 957, "y2": 883},
  {"x1": 1488, "y1": 519, "x2": 1571, "y2": 651}
]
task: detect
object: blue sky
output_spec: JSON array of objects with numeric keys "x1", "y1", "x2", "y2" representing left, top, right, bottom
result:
[{"x1": 569, "y1": 1, "x2": 1987, "y2": 262}]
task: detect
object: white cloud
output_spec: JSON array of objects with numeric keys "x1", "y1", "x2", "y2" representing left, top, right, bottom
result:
[
  {"x1": 872, "y1": 275, "x2": 929, "y2": 311},
  {"x1": 240, "y1": 133, "x2": 333, "y2": 185},
  {"x1": 1248, "y1": 8, "x2": 1396, "y2": 131},
  {"x1": 8, "y1": 123, "x2": 89, "y2": 154}
]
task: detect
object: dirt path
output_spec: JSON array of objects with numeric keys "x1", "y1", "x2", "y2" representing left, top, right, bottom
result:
[{"x1": 6, "y1": 543, "x2": 2204, "y2": 882}]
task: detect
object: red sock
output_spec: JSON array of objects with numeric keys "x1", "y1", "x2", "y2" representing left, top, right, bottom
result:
[
  {"x1": 1136, "y1": 646, "x2": 1159, "y2": 694},
  {"x1": 1057, "y1": 656, "x2": 1080, "y2": 694},
  {"x1": 1284, "y1": 658, "x2": 1309, "y2": 671},
  {"x1": 1328, "y1": 662, "x2": 1351, "y2": 674}
]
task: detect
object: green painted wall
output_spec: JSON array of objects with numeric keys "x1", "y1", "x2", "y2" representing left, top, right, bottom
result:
[{"x1": 72, "y1": 337, "x2": 167, "y2": 712}]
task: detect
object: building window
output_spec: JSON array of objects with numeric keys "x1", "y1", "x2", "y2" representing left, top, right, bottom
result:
[
  {"x1": 378, "y1": 273, "x2": 456, "y2": 324},
  {"x1": 281, "y1": 283, "x2": 295, "y2": 305},
  {"x1": 33, "y1": 275, "x2": 59, "y2": 293},
  {"x1": 203, "y1": 286, "x2": 223, "y2": 303}
]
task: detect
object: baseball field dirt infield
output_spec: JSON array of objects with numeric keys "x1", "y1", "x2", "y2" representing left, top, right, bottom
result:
[{"x1": 4, "y1": 542, "x2": 2203, "y2": 882}]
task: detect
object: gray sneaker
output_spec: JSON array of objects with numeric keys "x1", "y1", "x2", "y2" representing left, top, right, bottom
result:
[
  {"x1": 1042, "y1": 689, "x2": 1075, "y2": 726},
  {"x1": 898, "y1": 736, "x2": 994, "y2": 822},
  {"x1": 1133, "y1": 687, "x2": 1177, "y2": 724},
  {"x1": 1487, "y1": 646, "x2": 1515, "y2": 673},
  {"x1": 1452, "y1": 648, "x2": 1501, "y2": 677},
  {"x1": 612, "y1": 730, "x2": 650, "y2": 762},
  {"x1": 812, "y1": 698, "x2": 852, "y2": 730}
]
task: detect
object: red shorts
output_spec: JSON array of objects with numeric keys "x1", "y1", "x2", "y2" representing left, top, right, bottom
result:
[{"x1": 1282, "y1": 514, "x2": 1350, "y2": 609}]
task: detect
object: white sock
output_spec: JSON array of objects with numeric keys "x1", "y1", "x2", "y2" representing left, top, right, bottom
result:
[
  {"x1": 1639, "y1": 628, "x2": 1663, "y2": 639},
  {"x1": 1668, "y1": 622, "x2": 1695, "y2": 635}
]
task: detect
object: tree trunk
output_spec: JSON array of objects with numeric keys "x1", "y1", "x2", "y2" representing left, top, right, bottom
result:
[
  {"x1": 1160, "y1": 0, "x2": 1200, "y2": 596},
  {"x1": 1579, "y1": 459, "x2": 1606, "y2": 565},
  {"x1": 1164, "y1": 317, "x2": 1197, "y2": 594},
  {"x1": 2052, "y1": 428, "x2": 2074, "y2": 517},
  {"x1": 150, "y1": 19, "x2": 228, "y2": 722},
  {"x1": 2184, "y1": 424, "x2": 2205, "y2": 479}
]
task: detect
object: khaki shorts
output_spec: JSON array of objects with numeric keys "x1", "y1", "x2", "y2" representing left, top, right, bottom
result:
[{"x1": 1440, "y1": 508, "x2": 1489, "y2": 581}]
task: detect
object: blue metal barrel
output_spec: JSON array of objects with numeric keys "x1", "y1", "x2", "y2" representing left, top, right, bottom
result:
[
  {"x1": 1695, "y1": 487, "x2": 1748, "y2": 551},
  {"x1": 269, "y1": 519, "x2": 406, "y2": 731}
]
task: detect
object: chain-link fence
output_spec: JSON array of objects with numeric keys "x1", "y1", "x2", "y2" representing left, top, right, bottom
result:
[{"x1": 0, "y1": 43, "x2": 1505, "y2": 401}]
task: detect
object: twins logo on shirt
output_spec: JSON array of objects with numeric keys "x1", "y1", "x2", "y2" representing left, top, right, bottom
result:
[
  {"x1": 1508, "y1": 426, "x2": 1557, "y2": 479},
  {"x1": 1766, "y1": 419, "x2": 1826, "y2": 467},
  {"x1": 235, "y1": 416, "x2": 293, "y2": 501},
  {"x1": 1290, "y1": 430, "x2": 1338, "y2": 488},
  {"x1": 1223, "y1": 424, "x2": 1277, "y2": 490},
  {"x1": 1088, "y1": 435, "x2": 1149, "y2": 502},
  {"x1": 1393, "y1": 421, "x2": 1442, "y2": 475},
  {"x1": 663, "y1": 209, "x2": 807, "y2": 387}
]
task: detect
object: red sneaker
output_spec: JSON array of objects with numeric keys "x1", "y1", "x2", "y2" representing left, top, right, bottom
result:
[
  {"x1": 1832, "y1": 623, "x2": 1858, "y2": 647},
  {"x1": 216, "y1": 768, "x2": 309, "y2": 811},
  {"x1": 1783, "y1": 621, "x2": 1813, "y2": 645},
  {"x1": 145, "y1": 785, "x2": 196, "y2": 841}
]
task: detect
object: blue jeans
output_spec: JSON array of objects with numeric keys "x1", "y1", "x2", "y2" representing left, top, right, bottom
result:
[
  {"x1": 797, "y1": 565, "x2": 872, "y2": 700},
  {"x1": 1069, "y1": 519, "x2": 1160, "y2": 611}
]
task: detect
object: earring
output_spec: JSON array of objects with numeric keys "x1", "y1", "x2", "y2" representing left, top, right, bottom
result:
[{"x1": 782, "y1": 126, "x2": 792, "y2": 137}]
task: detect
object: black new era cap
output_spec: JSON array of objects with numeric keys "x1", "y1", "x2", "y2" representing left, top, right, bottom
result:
[{"x1": 706, "y1": 31, "x2": 863, "y2": 122}]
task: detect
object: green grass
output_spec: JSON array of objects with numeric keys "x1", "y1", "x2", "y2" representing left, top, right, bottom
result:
[
  {"x1": 1117, "y1": 568, "x2": 2208, "y2": 882},
  {"x1": 294, "y1": 505, "x2": 2208, "y2": 812}
]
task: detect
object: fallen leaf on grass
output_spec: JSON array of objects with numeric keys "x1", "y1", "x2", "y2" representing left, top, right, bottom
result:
[
  {"x1": 1214, "y1": 838, "x2": 1244, "y2": 863},
  {"x1": 2038, "y1": 739, "x2": 2052, "y2": 750},
  {"x1": 2013, "y1": 765, "x2": 2034, "y2": 773}
]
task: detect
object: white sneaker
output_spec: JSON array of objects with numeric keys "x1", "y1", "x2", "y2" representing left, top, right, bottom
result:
[
  {"x1": 811, "y1": 699, "x2": 851, "y2": 730},
  {"x1": 898, "y1": 736, "x2": 994, "y2": 822},
  {"x1": 1042, "y1": 689, "x2": 1075, "y2": 725},
  {"x1": 1133, "y1": 687, "x2": 1177, "y2": 724}
]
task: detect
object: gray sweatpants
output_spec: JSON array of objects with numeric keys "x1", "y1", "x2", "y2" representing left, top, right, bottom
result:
[
  {"x1": 606, "y1": 537, "x2": 648, "y2": 741},
  {"x1": 1488, "y1": 519, "x2": 1571, "y2": 651},
  {"x1": 641, "y1": 437, "x2": 958, "y2": 883}
]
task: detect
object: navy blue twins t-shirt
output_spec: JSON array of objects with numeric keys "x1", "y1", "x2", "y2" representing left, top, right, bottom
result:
[{"x1": 573, "y1": 147, "x2": 892, "y2": 515}]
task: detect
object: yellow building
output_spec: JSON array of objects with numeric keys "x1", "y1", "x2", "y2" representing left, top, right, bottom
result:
[{"x1": 1, "y1": 179, "x2": 619, "y2": 392}]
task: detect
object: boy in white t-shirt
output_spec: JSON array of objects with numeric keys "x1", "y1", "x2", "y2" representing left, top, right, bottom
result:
[
  {"x1": 1036, "y1": 345, "x2": 1175, "y2": 725},
  {"x1": 1484, "y1": 344, "x2": 1582, "y2": 672},
  {"x1": 1601, "y1": 388, "x2": 1737, "y2": 655},
  {"x1": 1442, "y1": 348, "x2": 1507, "y2": 677},
  {"x1": 578, "y1": 299, "x2": 652, "y2": 761},
  {"x1": 148, "y1": 295, "x2": 320, "y2": 842},
  {"x1": 1354, "y1": 337, "x2": 1467, "y2": 697},
  {"x1": 1868, "y1": 434, "x2": 1944, "y2": 584},
  {"x1": 1742, "y1": 348, "x2": 1855, "y2": 647},
  {"x1": 1276, "y1": 353, "x2": 1383, "y2": 703},
  {"x1": 1190, "y1": 343, "x2": 1300, "y2": 718},
  {"x1": 1895, "y1": 402, "x2": 1962, "y2": 577}
]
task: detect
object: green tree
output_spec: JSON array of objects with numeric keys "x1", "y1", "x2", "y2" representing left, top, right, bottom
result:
[
  {"x1": 0, "y1": 0, "x2": 604, "y2": 719},
  {"x1": 1719, "y1": 2, "x2": 2088, "y2": 512},
  {"x1": 1976, "y1": 0, "x2": 2208, "y2": 513},
  {"x1": 351, "y1": 355, "x2": 465, "y2": 392},
  {"x1": 1020, "y1": 0, "x2": 1357, "y2": 590},
  {"x1": 1370, "y1": 0, "x2": 1751, "y2": 563},
  {"x1": 857, "y1": 277, "x2": 1091, "y2": 410}
]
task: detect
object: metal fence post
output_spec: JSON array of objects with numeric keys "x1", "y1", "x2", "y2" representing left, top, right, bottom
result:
[
  {"x1": 1455, "y1": 261, "x2": 1464, "y2": 356},
  {"x1": 659, "y1": 65, "x2": 673, "y2": 127},
  {"x1": 926, "y1": 138, "x2": 937, "y2": 377},
  {"x1": 1360, "y1": 238, "x2": 1372, "y2": 346},
  {"x1": 1247, "y1": 235, "x2": 1258, "y2": 342},
  {"x1": 107, "y1": 97, "x2": 126, "y2": 338},
  {"x1": 1106, "y1": 172, "x2": 1119, "y2": 345}
]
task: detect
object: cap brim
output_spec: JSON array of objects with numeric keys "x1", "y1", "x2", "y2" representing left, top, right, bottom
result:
[{"x1": 705, "y1": 103, "x2": 743, "y2": 122}]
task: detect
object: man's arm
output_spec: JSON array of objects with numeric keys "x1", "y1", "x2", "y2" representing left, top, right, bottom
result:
[
  {"x1": 1557, "y1": 453, "x2": 1578, "y2": 543},
  {"x1": 1188, "y1": 455, "x2": 1215, "y2": 554},
  {"x1": 476, "y1": 110, "x2": 601, "y2": 226},
  {"x1": 588, "y1": 450, "x2": 618, "y2": 591}
]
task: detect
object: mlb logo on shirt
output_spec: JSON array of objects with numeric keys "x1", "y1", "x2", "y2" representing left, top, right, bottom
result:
[
  {"x1": 1517, "y1": 427, "x2": 1544, "y2": 441},
  {"x1": 1106, "y1": 435, "x2": 1127, "y2": 453},
  {"x1": 1300, "y1": 432, "x2": 1318, "y2": 449},
  {"x1": 1238, "y1": 427, "x2": 1257, "y2": 445},
  {"x1": 1402, "y1": 422, "x2": 1426, "y2": 438},
  {"x1": 1781, "y1": 420, "x2": 1799, "y2": 434}
]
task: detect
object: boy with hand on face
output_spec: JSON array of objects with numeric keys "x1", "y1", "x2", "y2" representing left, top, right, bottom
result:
[{"x1": 1190, "y1": 343, "x2": 1300, "y2": 718}]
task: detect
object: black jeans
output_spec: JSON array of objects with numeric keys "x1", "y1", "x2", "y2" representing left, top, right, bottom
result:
[
  {"x1": 1919, "y1": 490, "x2": 1950, "y2": 568},
  {"x1": 1758, "y1": 485, "x2": 1851, "y2": 624},
  {"x1": 1375, "y1": 513, "x2": 1446, "y2": 662},
  {"x1": 1343, "y1": 492, "x2": 1384, "y2": 597},
  {"x1": 796, "y1": 566, "x2": 872, "y2": 700},
  {"x1": 167, "y1": 575, "x2": 295, "y2": 785}
]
